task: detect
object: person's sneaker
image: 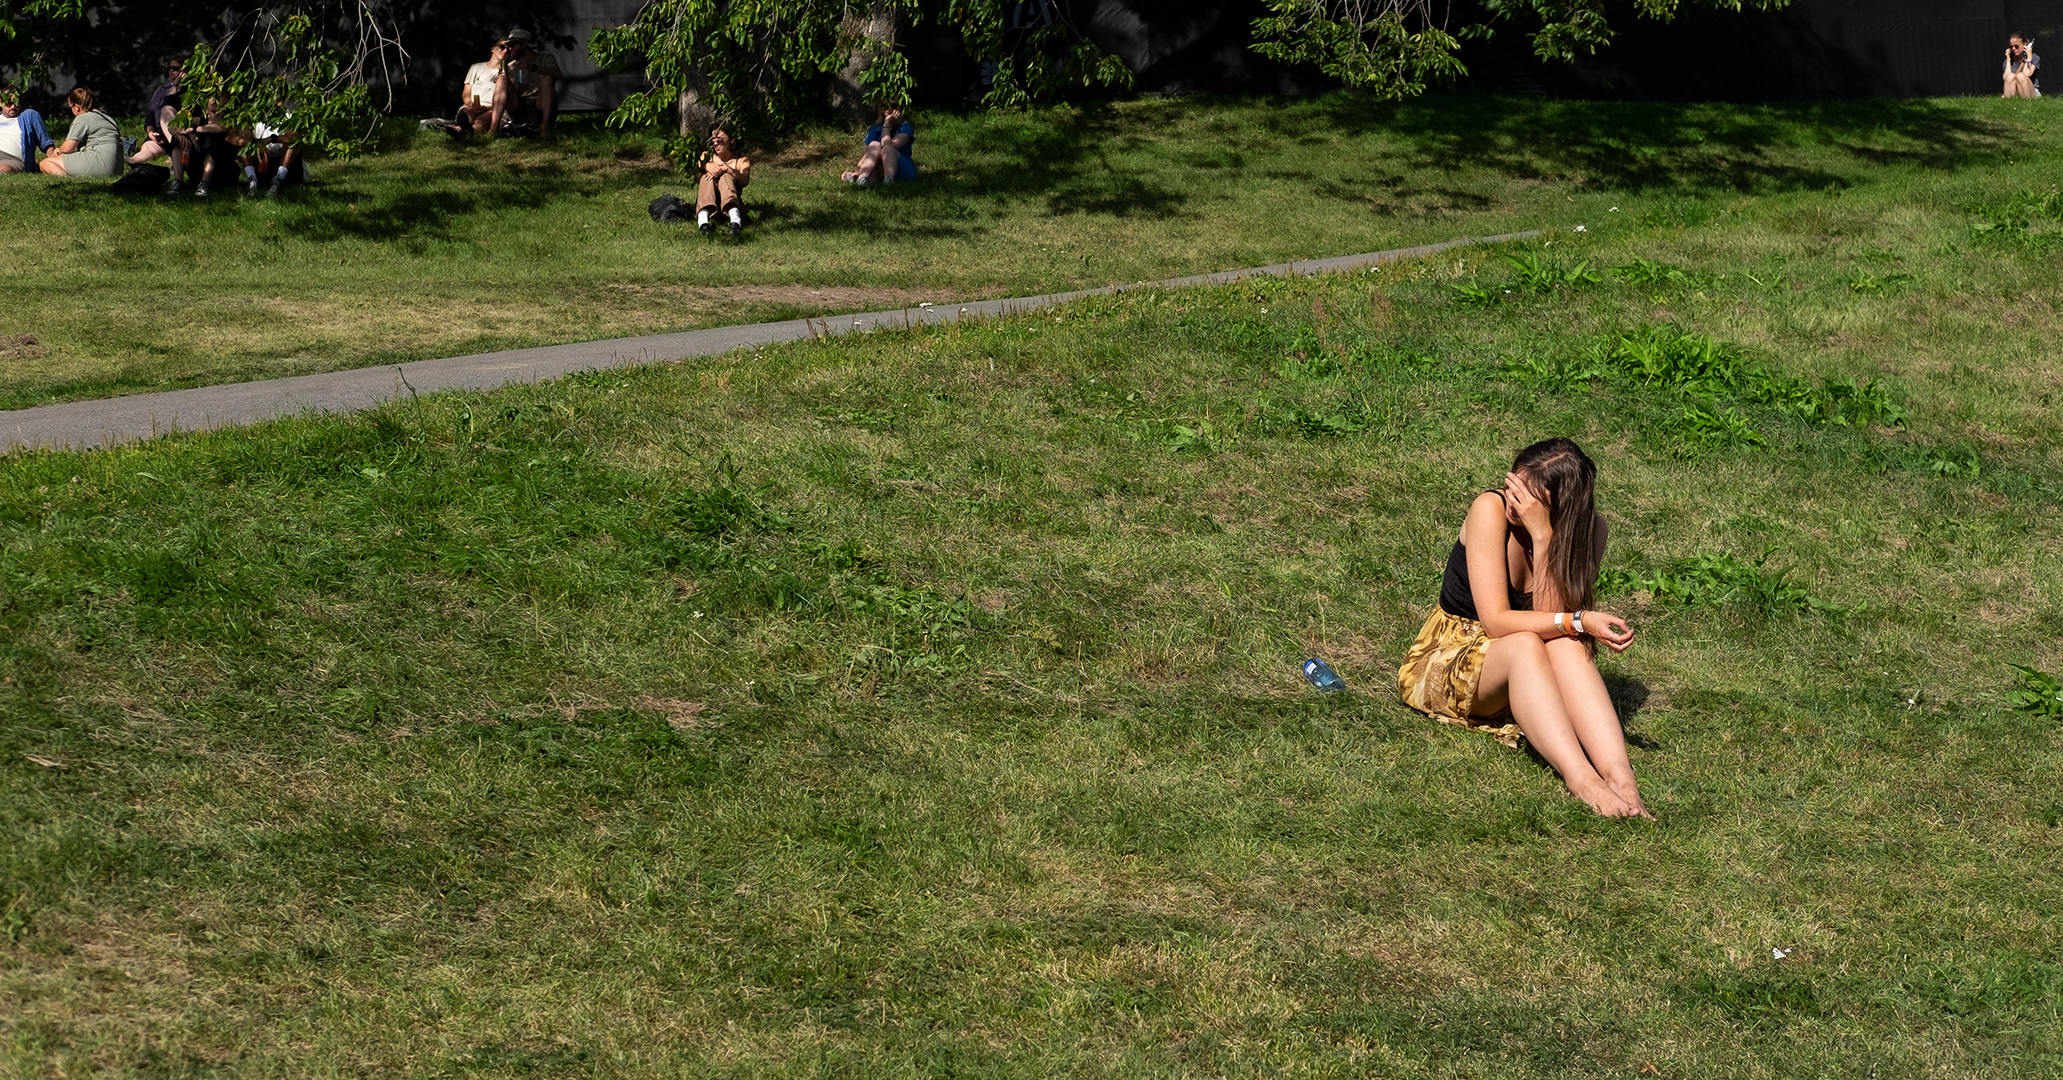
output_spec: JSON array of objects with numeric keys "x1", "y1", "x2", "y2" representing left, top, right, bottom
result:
[
  {"x1": 698, "y1": 220, "x2": 713, "y2": 235},
  {"x1": 193, "y1": 183, "x2": 210, "y2": 197},
  {"x1": 728, "y1": 220, "x2": 742, "y2": 237},
  {"x1": 248, "y1": 176, "x2": 261, "y2": 195},
  {"x1": 418, "y1": 117, "x2": 449, "y2": 131},
  {"x1": 165, "y1": 180, "x2": 183, "y2": 196},
  {"x1": 267, "y1": 178, "x2": 284, "y2": 198}
]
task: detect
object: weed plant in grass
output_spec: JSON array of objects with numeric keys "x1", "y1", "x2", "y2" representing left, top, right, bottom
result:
[
  {"x1": 0, "y1": 92, "x2": 2051, "y2": 411},
  {"x1": 2, "y1": 159, "x2": 2062, "y2": 1075}
]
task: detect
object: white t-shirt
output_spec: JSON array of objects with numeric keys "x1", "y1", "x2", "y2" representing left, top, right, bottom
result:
[
  {"x1": 0, "y1": 114, "x2": 21, "y2": 159},
  {"x1": 465, "y1": 62, "x2": 500, "y2": 107}
]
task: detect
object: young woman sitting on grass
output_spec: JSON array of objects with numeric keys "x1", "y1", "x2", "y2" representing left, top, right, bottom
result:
[
  {"x1": 2003, "y1": 33, "x2": 2041, "y2": 98},
  {"x1": 840, "y1": 104, "x2": 915, "y2": 185},
  {"x1": 36, "y1": 87, "x2": 122, "y2": 178},
  {"x1": 1397, "y1": 437, "x2": 1653, "y2": 819}
]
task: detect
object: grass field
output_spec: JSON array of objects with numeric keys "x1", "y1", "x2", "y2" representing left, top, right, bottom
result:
[
  {"x1": 0, "y1": 91, "x2": 2048, "y2": 410},
  {"x1": 3, "y1": 92, "x2": 2063, "y2": 1077}
]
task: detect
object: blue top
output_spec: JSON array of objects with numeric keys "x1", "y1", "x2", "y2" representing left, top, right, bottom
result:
[
  {"x1": 2, "y1": 108, "x2": 52, "y2": 165},
  {"x1": 865, "y1": 120, "x2": 914, "y2": 157}
]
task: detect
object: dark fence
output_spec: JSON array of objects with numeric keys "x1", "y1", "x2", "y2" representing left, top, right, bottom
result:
[{"x1": 1071, "y1": 0, "x2": 2063, "y2": 101}]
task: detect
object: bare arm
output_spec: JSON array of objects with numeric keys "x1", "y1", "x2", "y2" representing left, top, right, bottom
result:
[{"x1": 1462, "y1": 491, "x2": 1563, "y2": 641}]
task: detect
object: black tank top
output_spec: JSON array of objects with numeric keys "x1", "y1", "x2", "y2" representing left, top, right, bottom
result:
[{"x1": 1438, "y1": 540, "x2": 1532, "y2": 621}]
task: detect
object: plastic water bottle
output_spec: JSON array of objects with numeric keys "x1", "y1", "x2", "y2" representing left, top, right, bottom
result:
[{"x1": 1302, "y1": 658, "x2": 1345, "y2": 693}]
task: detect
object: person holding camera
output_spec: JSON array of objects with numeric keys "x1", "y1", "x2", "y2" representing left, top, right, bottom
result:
[{"x1": 2004, "y1": 33, "x2": 2040, "y2": 98}]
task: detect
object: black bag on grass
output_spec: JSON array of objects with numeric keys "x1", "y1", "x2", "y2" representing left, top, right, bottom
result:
[
  {"x1": 111, "y1": 163, "x2": 171, "y2": 194},
  {"x1": 648, "y1": 193, "x2": 691, "y2": 223}
]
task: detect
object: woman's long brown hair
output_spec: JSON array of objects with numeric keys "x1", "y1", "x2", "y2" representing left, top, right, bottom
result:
[{"x1": 1512, "y1": 437, "x2": 1600, "y2": 617}]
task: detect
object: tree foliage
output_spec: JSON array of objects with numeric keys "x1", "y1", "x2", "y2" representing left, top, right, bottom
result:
[
  {"x1": 943, "y1": 0, "x2": 1132, "y2": 111},
  {"x1": 1253, "y1": 0, "x2": 1792, "y2": 98},
  {"x1": 175, "y1": 6, "x2": 405, "y2": 159},
  {"x1": 592, "y1": 0, "x2": 1131, "y2": 176}
]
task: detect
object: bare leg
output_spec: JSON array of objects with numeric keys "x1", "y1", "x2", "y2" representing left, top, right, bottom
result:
[
  {"x1": 535, "y1": 76, "x2": 556, "y2": 137},
  {"x1": 1543, "y1": 636, "x2": 1649, "y2": 816},
  {"x1": 38, "y1": 154, "x2": 67, "y2": 176},
  {"x1": 1475, "y1": 632, "x2": 1642, "y2": 817},
  {"x1": 129, "y1": 138, "x2": 168, "y2": 165},
  {"x1": 491, "y1": 76, "x2": 511, "y2": 134}
]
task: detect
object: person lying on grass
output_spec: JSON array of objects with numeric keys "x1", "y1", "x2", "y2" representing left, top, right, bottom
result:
[
  {"x1": 841, "y1": 104, "x2": 915, "y2": 185},
  {"x1": 696, "y1": 125, "x2": 750, "y2": 235},
  {"x1": 0, "y1": 89, "x2": 53, "y2": 174},
  {"x1": 1397, "y1": 437, "x2": 1653, "y2": 819}
]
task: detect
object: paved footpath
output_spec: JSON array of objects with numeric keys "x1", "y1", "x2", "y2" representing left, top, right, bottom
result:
[{"x1": 0, "y1": 230, "x2": 1536, "y2": 453}]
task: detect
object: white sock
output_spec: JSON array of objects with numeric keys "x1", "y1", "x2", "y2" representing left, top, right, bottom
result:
[
  {"x1": 244, "y1": 165, "x2": 256, "y2": 180},
  {"x1": 697, "y1": 210, "x2": 710, "y2": 226},
  {"x1": 728, "y1": 207, "x2": 742, "y2": 225}
]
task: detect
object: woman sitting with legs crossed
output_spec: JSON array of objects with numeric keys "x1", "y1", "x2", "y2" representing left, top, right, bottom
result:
[{"x1": 1397, "y1": 437, "x2": 1652, "y2": 818}]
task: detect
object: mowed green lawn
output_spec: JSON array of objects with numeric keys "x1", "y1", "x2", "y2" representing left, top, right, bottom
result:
[
  {"x1": 2, "y1": 92, "x2": 2063, "y2": 1078},
  {"x1": 0, "y1": 91, "x2": 2048, "y2": 409}
]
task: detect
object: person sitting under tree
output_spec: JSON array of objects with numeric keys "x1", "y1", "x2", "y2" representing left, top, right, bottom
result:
[
  {"x1": 239, "y1": 121, "x2": 303, "y2": 197},
  {"x1": 489, "y1": 30, "x2": 560, "y2": 138},
  {"x1": 37, "y1": 87, "x2": 122, "y2": 178},
  {"x1": 129, "y1": 55, "x2": 190, "y2": 172},
  {"x1": 695, "y1": 125, "x2": 751, "y2": 236},
  {"x1": 0, "y1": 89, "x2": 53, "y2": 174},
  {"x1": 2004, "y1": 33, "x2": 2041, "y2": 98},
  {"x1": 840, "y1": 104, "x2": 915, "y2": 185}
]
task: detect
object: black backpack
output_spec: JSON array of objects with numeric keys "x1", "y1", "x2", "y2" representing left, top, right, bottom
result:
[
  {"x1": 648, "y1": 193, "x2": 691, "y2": 223},
  {"x1": 111, "y1": 163, "x2": 171, "y2": 194}
]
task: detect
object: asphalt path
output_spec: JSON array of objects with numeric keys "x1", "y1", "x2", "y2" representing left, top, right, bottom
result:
[{"x1": 0, "y1": 230, "x2": 1537, "y2": 453}]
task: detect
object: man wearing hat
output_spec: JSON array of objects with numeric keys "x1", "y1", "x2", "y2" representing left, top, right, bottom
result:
[{"x1": 489, "y1": 29, "x2": 561, "y2": 138}]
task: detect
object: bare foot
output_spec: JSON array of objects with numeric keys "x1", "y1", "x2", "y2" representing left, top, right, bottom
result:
[
  {"x1": 1609, "y1": 780, "x2": 1657, "y2": 820},
  {"x1": 1568, "y1": 777, "x2": 1642, "y2": 818}
]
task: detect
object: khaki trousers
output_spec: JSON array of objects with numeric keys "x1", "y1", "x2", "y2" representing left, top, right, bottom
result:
[{"x1": 696, "y1": 171, "x2": 746, "y2": 213}]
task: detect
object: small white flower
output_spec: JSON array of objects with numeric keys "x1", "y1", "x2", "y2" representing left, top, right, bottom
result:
[
  {"x1": 1773, "y1": 948, "x2": 1791, "y2": 960},
  {"x1": 1610, "y1": 206, "x2": 1620, "y2": 212},
  {"x1": 1573, "y1": 225, "x2": 1587, "y2": 232},
  {"x1": 1260, "y1": 307, "x2": 1268, "y2": 313},
  {"x1": 692, "y1": 611, "x2": 704, "y2": 618}
]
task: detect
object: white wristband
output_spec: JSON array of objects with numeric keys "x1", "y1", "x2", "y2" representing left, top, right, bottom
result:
[
  {"x1": 1553, "y1": 612, "x2": 1566, "y2": 636},
  {"x1": 1573, "y1": 610, "x2": 1586, "y2": 635}
]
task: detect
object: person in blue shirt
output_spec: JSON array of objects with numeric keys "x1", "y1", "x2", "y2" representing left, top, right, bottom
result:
[
  {"x1": 2004, "y1": 33, "x2": 2040, "y2": 98},
  {"x1": 840, "y1": 104, "x2": 916, "y2": 185},
  {"x1": 0, "y1": 89, "x2": 53, "y2": 174}
]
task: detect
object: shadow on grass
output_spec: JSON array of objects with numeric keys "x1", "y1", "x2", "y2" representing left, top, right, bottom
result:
[{"x1": 1294, "y1": 93, "x2": 2015, "y2": 196}]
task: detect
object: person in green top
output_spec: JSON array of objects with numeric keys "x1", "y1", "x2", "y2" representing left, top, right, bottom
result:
[{"x1": 38, "y1": 87, "x2": 122, "y2": 178}]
